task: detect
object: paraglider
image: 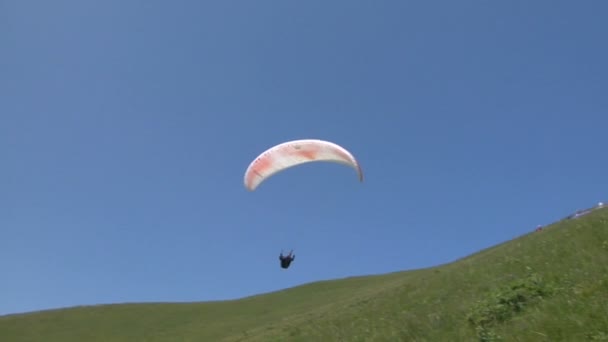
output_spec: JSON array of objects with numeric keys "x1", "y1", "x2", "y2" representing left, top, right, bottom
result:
[
  {"x1": 279, "y1": 250, "x2": 295, "y2": 269},
  {"x1": 244, "y1": 139, "x2": 363, "y2": 191},
  {"x1": 244, "y1": 139, "x2": 363, "y2": 270}
]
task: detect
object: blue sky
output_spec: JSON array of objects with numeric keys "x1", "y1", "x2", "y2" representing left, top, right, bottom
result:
[{"x1": 1, "y1": 1, "x2": 607, "y2": 316}]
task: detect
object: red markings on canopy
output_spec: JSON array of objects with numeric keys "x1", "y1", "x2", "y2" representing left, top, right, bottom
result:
[
  {"x1": 297, "y1": 149, "x2": 318, "y2": 160},
  {"x1": 246, "y1": 154, "x2": 273, "y2": 188}
]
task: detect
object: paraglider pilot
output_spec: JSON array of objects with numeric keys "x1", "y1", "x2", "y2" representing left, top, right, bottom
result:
[{"x1": 279, "y1": 250, "x2": 295, "y2": 269}]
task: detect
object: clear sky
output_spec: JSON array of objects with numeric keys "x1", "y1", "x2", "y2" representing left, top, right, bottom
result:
[{"x1": 1, "y1": 1, "x2": 607, "y2": 316}]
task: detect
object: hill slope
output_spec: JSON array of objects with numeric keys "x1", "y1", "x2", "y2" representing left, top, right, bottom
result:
[{"x1": 1, "y1": 207, "x2": 607, "y2": 341}]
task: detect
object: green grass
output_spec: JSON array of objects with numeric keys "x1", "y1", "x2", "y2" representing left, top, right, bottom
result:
[{"x1": 2, "y1": 207, "x2": 607, "y2": 341}]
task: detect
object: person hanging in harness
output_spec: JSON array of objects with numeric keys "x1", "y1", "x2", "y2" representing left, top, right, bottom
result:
[{"x1": 279, "y1": 250, "x2": 295, "y2": 269}]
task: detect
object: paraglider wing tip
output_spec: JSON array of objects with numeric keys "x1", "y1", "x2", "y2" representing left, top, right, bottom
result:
[{"x1": 355, "y1": 164, "x2": 364, "y2": 182}]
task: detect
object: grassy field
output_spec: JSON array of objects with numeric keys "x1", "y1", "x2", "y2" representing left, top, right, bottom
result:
[{"x1": 2, "y1": 207, "x2": 607, "y2": 341}]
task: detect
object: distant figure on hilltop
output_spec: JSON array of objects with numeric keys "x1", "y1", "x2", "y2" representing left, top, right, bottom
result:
[{"x1": 279, "y1": 250, "x2": 295, "y2": 269}]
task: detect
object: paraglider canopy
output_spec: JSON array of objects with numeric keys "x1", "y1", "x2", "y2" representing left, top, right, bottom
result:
[{"x1": 244, "y1": 139, "x2": 363, "y2": 191}]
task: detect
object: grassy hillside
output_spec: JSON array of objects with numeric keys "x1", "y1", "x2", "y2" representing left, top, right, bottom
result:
[{"x1": 2, "y1": 207, "x2": 607, "y2": 341}]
